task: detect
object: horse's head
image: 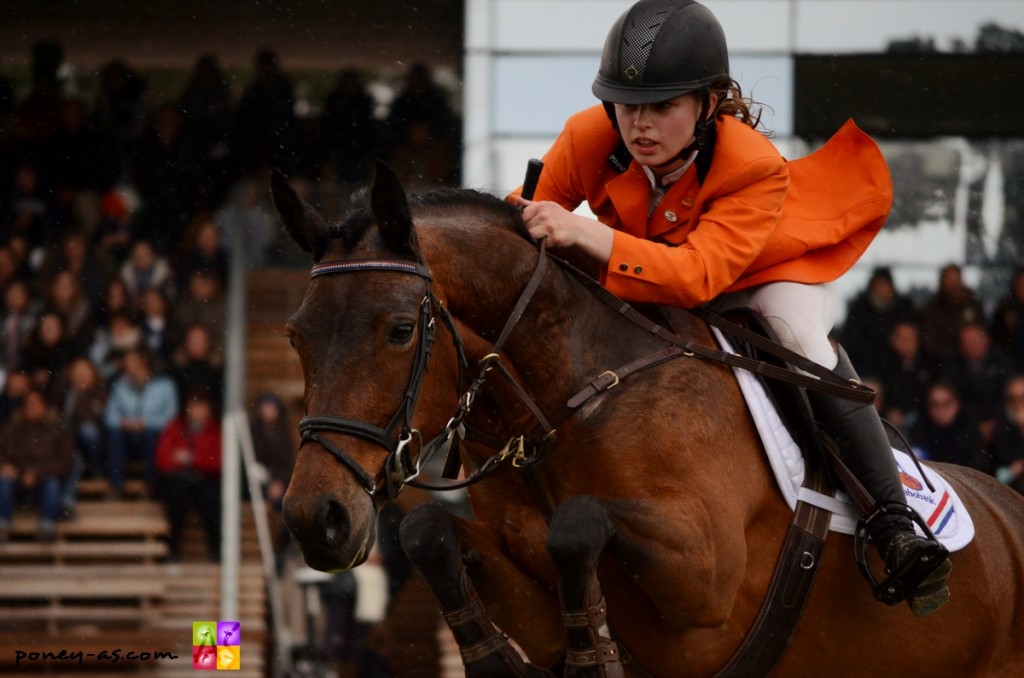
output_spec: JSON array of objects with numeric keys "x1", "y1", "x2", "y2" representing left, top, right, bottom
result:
[{"x1": 272, "y1": 162, "x2": 468, "y2": 571}]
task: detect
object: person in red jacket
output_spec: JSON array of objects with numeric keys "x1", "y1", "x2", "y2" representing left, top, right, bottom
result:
[
  {"x1": 512, "y1": 0, "x2": 949, "y2": 615},
  {"x1": 155, "y1": 387, "x2": 221, "y2": 561}
]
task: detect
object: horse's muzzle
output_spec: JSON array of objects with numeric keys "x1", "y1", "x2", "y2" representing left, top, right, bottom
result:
[{"x1": 282, "y1": 490, "x2": 375, "y2": 572}]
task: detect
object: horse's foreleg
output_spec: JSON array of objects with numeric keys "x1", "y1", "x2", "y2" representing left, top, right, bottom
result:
[
  {"x1": 399, "y1": 502, "x2": 555, "y2": 677},
  {"x1": 546, "y1": 496, "x2": 625, "y2": 678}
]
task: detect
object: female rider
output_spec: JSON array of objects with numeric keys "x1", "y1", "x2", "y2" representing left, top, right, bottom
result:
[{"x1": 512, "y1": 0, "x2": 951, "y2": 616}]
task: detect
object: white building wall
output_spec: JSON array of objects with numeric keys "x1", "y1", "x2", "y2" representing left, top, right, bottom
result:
[{"x1": 463, "y1": 0, "x2": 1024, "y2": 314}]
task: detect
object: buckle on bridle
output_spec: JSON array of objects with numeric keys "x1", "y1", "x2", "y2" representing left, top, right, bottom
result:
[{"x1": 388, "y1": 430, "x2": 423, "y2": 497}]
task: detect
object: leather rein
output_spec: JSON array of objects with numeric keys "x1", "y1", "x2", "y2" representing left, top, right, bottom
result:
[{"x1": 295, "y1": 240, "x2": 876, "y2": 505}]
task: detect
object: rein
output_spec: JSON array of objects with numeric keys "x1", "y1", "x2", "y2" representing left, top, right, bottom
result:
[{"x1": 298, "y1": 237, "x2": 876, "y2": 503}]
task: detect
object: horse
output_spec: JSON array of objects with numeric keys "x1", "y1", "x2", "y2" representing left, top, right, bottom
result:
[{"x1": 274, "y1": 162, "x2": 1024, "y2": 677}]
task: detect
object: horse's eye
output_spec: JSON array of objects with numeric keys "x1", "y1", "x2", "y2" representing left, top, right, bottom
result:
[
  {"x1": 287, "y1": 333, "x2": 297, "y2": 349},
  {"x1": 387, "y1": 321, "x2": 415, "y2": 345}
]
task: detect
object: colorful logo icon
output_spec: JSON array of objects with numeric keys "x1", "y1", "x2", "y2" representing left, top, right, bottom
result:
[
  {"x1": 193, "y1": 621, "x2": 241, "y2": 671},
  {"x1": 217, "y1": 647, "x2": 240, "y2": 670},
  {"x1": 193, "y1": 645, "x2": 216, "y2": 670},
  {"x1": 899, "y1": 471, "x2": 923, "y2": 491}
]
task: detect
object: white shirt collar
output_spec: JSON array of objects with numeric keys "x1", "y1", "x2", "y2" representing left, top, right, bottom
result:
[{"x1": 641, "y1": 149, "x2": 699, "y2": 190}]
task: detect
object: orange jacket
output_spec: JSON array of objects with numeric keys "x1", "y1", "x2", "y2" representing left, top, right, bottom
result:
[{"x1": 515, "y1": 105, "x2": 893, "y2": 308}]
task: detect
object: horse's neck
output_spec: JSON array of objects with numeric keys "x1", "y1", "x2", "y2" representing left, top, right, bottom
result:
[{"x1": 436, "y1": 243, "x2": 674, "y2": 421}]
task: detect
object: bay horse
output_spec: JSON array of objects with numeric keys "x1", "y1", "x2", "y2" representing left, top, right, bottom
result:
[{"x1": 275, "y1": 163, "x2": 1024, "y2": 677}]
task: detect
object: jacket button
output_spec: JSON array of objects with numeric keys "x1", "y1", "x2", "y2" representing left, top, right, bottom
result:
[
  {"x1": 618, "y1": 263, "x2": 629, "y2": 271},
  {"x1": 664, "y1": 211, "x2": 677, "y2": 223},
  {"x1": 634, "y1": 265, "x2": 643, "y2": 274}
]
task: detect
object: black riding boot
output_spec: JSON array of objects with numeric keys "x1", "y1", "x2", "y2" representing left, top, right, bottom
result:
[{"x1": 807, "y1": 346, "x2": 951, "y2": 616}]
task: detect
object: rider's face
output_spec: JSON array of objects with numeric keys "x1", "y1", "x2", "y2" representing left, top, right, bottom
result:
[{"x1": 614, "y1": 93, "x2": 710, "y2": 176}]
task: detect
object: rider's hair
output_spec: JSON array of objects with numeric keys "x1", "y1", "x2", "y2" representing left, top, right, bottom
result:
[{"x1": 710, "y1": 77, "x2": 773, "y2": 138}]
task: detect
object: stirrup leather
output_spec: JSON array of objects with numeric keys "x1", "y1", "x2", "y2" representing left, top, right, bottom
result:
[{"x1": 854, "y1": 501, "x2": 950, "y2": 605}]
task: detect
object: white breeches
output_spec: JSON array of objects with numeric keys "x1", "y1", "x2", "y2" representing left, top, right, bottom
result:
[{"x1": 712, "y1": 281, "x2": 840, "y2": 370}]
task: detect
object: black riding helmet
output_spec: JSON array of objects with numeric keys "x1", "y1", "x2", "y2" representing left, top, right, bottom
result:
[
  {"x1": 592, "y1": 0, "x2": 729, "y2": 105},
  {"x1": 593, "y1": 0, "x2": 729, "y2": 160}
]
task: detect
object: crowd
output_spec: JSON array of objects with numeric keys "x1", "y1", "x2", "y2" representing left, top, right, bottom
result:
[
  {"x1": 0, "y1": 40, "x2": 462, "y2": 551},
  {"x1": 840, "y1": 263, "x2": 1024, "y2": 493}
]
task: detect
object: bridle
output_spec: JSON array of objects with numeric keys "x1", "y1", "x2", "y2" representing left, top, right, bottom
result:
[
  {"x1": 296, "y1": 257, "x2": 467, "y2": 501},
  {"x1": 296, "y1": 240, "x2": 877, "y2": 506}
]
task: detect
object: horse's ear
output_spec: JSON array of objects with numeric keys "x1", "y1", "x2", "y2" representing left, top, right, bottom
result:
[
  {"x1": 370, "y1": 160, "x2": 419, "y2": 256},
  {"x1": 270, "y1": 169, "x2": 329, "y2": 261}
]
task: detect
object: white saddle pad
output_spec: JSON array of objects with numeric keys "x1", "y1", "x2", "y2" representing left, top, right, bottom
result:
[{"x1": 712, "y1": 327, "x2": 975, "y2": 552}]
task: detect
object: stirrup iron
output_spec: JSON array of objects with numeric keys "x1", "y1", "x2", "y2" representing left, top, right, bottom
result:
[{"x1": 854, "y1": 502, "x2": 949, "y2": 605}]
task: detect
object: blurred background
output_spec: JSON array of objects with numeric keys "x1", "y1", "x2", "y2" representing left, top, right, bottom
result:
[{"x1": 1, "y1": 1, "x2": 1023, "y2": 676}]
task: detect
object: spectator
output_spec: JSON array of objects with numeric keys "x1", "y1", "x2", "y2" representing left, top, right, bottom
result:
[
  {"x1": 171, "y1": 322, "x2": 224, "y2": 405},
  {"x1": 249, "y1": 393, "x2": 295, "y2": 557},
  {"x1": 103, "y1": 346, "x2": 178, "y2": 497},
  {"x1": 54, "y1": 357, "x2": 107, "y2": 519},
  {"x1": 174, "y1": 269, "x2": 226, "y2": 365},
  {"x1": 178, "y1": 54, "x2": 232, "y2": 160},
  {"x1": 38, "y1": 229, "x2": 115, "y2": 302},
  {"x1": 0, "y1": 389, "x2": 75, "y2": 542},
  {"x1": 3, "y1": 162, "x2": 57, "y2": 249},
  {"x1": 878, "y1": 320, "x2": 937, "y2": 434},
  {"x1": 990, "y1": 374, "x2": 1024, "y2": 495},
  {"x1": 249, "y1": 393, "x2": 295, "y2": 506},
  {"x1": 89, "y1": 309, "x2": 143, "y2": 382},
  {"x1": 989, "y1": 267, "x2": 1024, "y2": 372},
  {"x1": 229, "y1": 48, "x2": 296, "y2": 179},
  {"x1": 20, "y1": 310, "x2": 73, "y2": 397},
  {"x1": 3, "y1": 235, "x2": 32, "y2": 282},
  {"x1": 322, "y1": 541, "x2": 392, "y2": 677},
  {"x1": 130, "y1": 104, "x2": 205, "y2": 250},
  {"x1": 120, "y1": 239, "x2": 175, "y2": 304},
  {"x1": 390, "y1": 119, "x2": 459, "y2": 194},
  {"x1": 0, "y1": 369, "x2": 31, "y2": 424},
  {"x1": 386, "y1": 62, "x2": 460, "y2": 191},
  {"x1": 0, "y1": 244, "x2": 21, "y2": 291},
  {"x1": 943, "y1": 322, "x2": 1013, "y2": 443},
  {"x1": 386, "y1": 61, "x2": 457, "y2": 150},
  {"x1": 44, "y1": 269, "x2": 95, "y2": 354},
  {"x1": 909, "y1": 380, "x2": 992, "y2": 474},
  {"x1": 154, "y1": 387, "x2": 222, "y2": 561},
  {"x1": 14, "y1": 40, "x2": 64, "y2": 146},
  {"x1": 215, "y1": 179, "x2": 278, "y2": 268},
  {"x1": 96, "y1": 188, "x2": 136, "y2": 264},
  {"x1": 139, "y1": 287, "x2": 176, "y2": 371},
  {"x1": 840, "y1": 266, "x2": 917, "y2": 377},
  {"x1": 92, "y1": 59, "x2": 146, "y2": 161},
  {"x1": 177, "y1": 216, "x2": 229, "y2": 292},
  {"x1": 41, "y1": 97, "x2": 118, "y2": 198},
  {"x1": 1, "y1": 278, "x2": 39, "y2": 371},
  {"x1": 320, "y1": 68, "x2": 379, "y2": 186},
  {"x1": 919, "y1": 264, "x2": 987, "y2": 366},
  {"x1": 55, "y1": 356, "x2": 108, "y2": 481},
  {"x1": 92, "y1": 277, "x2": 132, "y2": 335}
]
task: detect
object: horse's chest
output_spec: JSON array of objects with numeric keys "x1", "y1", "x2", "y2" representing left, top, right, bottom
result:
[{"x1": 502, "y1": 515, "x2": 558, "y2": 585}]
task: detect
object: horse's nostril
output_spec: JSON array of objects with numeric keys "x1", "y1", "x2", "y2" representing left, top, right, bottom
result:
[{"x1": 321, "y1": 499, "x2": 349, "y2": 545}]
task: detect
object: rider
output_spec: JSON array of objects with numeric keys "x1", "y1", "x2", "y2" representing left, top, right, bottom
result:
[{"x1": 512, "y1": 0, "x2": 952, "y2": 616}]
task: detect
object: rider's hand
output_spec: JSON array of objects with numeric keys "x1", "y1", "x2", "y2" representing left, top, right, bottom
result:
[{"x1": 513, "y1": 197, "x2": 614, "y2": 264}]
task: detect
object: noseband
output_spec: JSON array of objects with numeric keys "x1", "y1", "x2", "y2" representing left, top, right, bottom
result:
[{"x1": 297, "y1": 257, "x2": 467, "y2": 501}]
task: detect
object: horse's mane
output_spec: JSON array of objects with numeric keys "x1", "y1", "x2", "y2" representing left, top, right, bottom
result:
[{"x1": 328, "y1": 186, "x2": 532, "y2": 248}]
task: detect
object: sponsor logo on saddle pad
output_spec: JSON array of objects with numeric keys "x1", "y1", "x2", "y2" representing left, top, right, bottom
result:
[
  {"x1": 711, "y1": 326, "x2": 976, "y2": 553},
  {"x1": 192, "y1": 621, "x2": 240, "y2": 671},
  {"x1": 899, "y1": 472, "x2": 923, "y2": 491}
]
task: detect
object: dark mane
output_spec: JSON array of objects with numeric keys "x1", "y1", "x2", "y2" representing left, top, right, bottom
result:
[{"x1": 327, "y1": 186, "x2": 532, "y2": 248}]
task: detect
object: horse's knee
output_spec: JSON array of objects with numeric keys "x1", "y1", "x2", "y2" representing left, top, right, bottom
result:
[
  {"x1": 546, "y1": 495, "x2": 615, "y2": 569},
  {"x1": 399, "y1": 502, "x2": 461, "y2": 570}
]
